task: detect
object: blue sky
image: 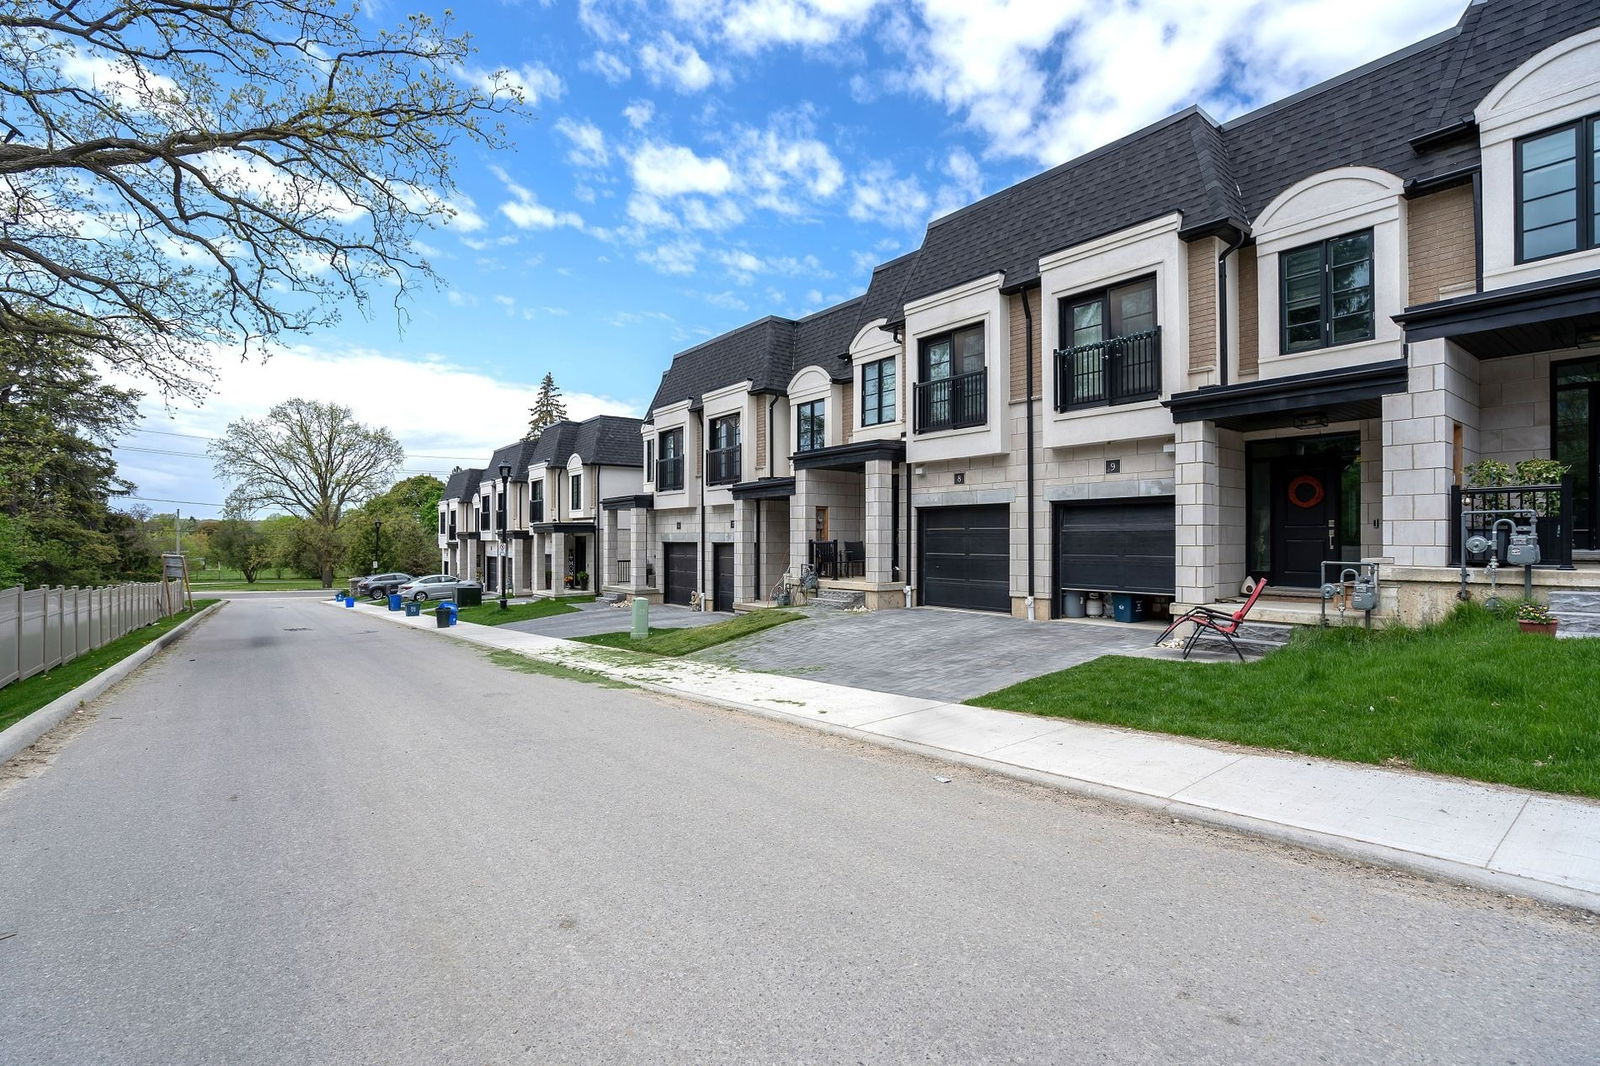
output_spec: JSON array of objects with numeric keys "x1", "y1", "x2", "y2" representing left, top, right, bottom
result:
[{"x1": 114, "y1": 0, "x2": 1467, "y2": 518}]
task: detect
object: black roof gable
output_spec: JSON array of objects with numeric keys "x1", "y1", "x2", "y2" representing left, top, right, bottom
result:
[
  {"x1": 443, "y1": 467, "x2": 481, "y2": 501},
  {"x1": 573, "y1": 414, "x2": 645, "y2": 467},
  {"x1": 790, "y1": 297, "x2": 865, "y2": 382},
  {"x1": 648, "y1": 316, "x2": 797, "y2": 412}
]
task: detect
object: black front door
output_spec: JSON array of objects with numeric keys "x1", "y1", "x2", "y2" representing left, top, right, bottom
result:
[
  {"x1": 1270, "y1": 458, "x2": 1341, "y2": 588},
  {"x1": 1554, "y1": 358, "x2": 1598, "y2": 550},
  {"x1": 713, "y1": 543, "x2": 734, "y2": 612}
]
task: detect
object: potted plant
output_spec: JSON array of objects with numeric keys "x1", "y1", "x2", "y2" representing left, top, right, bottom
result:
[
  {"x1": 574, "y1": 570, "x2": 589, "y2": 590},
  {"x1": 1516, "y1": 601, "x2": 1559, "y2": 636}
]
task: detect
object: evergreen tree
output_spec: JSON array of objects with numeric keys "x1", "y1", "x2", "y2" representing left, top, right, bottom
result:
[{"x1": 527, "y1": 373, "x2": 569, "y2": 437}]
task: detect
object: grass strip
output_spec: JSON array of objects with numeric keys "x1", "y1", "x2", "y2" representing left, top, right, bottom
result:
[
  {"x1": 485, "y1": 649, "x2": 635, "y2": 688},
  {"x1": 447, "y1": 597, "x2": 589, "y2": 626},
  {"x1": 0, "y1": 600, "x2": 220, "y2": 732},
  {"x1": 574, "y1": 609, "x2": 802, "y2": 656},
  {"x1": 969, "y1": 603, "x2": 1600, "y2": 798}
]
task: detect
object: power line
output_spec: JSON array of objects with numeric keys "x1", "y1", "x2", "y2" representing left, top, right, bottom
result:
[{"x1": 123, "y1": 495, "x2": 227, "y2": 507}]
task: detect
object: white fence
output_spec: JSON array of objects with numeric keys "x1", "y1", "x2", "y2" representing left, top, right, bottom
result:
[{"x1": 0, "y1": 581, "x2": 186, "y2": 691}]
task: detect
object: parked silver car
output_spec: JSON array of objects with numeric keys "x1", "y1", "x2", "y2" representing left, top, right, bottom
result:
[
  {"x1": 357, "y1": 572, "x2": 413, "y2": 598},
  {"x1": 397, "y1": 574, "x2": 481, "y2": 602}
]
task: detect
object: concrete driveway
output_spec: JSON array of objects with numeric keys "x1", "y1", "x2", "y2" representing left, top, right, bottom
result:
[
  {"x1": 498, "y1": 599, "x2": 727, "y2": 639},
  {"x1": 690, "y1": 607, "x2": 1162, "y2": 701}
]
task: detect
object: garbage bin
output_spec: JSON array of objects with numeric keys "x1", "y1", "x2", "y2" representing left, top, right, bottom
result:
[
  {"x1": 1061, "y1": 590, "x2": 1086, "y2": 618},
  {"x1": 343, "y1": 595, "x2": 355, "y2": 608},
  {"x1": 404, "y1": 601, "x2": 421, "y2": 618},
  {"x1": 1111, "y1": 593, "x2": 1147, "y2": 623},
  {"x1": 435, "y1": 600, "x2": 452, "y2": 628},
  {"x1": 456, "y1": 585, "x2": 482, "y2": 607},
  {"x1": 387, "y1": 592, "x2": 403, "y2": 611}
]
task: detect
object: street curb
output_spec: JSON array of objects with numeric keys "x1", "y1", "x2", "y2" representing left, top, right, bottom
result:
[
  {"x1": 331, "y1": 598, "x2": 1600, "y2": 916},
  {"x1": 0, "y1": 600, "x2": 226, "y2": 768}
]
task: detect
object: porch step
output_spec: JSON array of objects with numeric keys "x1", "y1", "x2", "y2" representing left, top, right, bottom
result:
[
  {"x1": 812, "y1": 587, "x2": 866, "y2": 610},
  {"x1": 1549, "y1": 591, "x2": 1600, "y2": 637}
]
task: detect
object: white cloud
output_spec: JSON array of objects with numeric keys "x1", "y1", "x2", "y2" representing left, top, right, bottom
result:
[
  {"x1": 848, "y1": 163, "x2": 930, "y2": 231},
  {"x1": 638, "y1": 32, "x2": 719, "y2": 93},
  {"x1": 701, "y1": 290, "x2": 749, "y2": 311},
  {"x1": 715, "y1": 248, "x2": 825, "y2": 284},
  {"x1": 622, "y1": 100, "x2": 656, "y2": 129},
  {"x1": 630, "y1": 142, "x2": 735, "y2": 198},
  {"x1": 461, "y1": 62, "x2": 565, "y2": 106},
  {"x1": 721, "y1": 0, "x2": 878, "y2": 52},
  {"x1": 490, "y1": 165, "x2": 585, "y2": 230},
  {"x1": 638, "y1": 238, "x2": 703, "y2": 275},
  {"x1": 556, "y1": 118, "x2": 610, "y2": 168},
  {"x1": 735, "y1": 112, "x2": 844, "y2": 212},
  {"x1": 585, "y1": 50, "x2": 632, "y2": 84}
]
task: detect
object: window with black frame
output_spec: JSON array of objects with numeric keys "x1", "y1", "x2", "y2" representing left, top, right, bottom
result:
[
  {"x1": 570, "y1": 472, "x2": 583, "y2": 512},
  {"x1": 797, "y1": 399, "x2": 825, "y2": 452},
  {"x1": 707, "y1": 414, "x2": 740, "y2": 484},
  {"x1": 916, "y1": 324, "x2": 985, "y2": 432},
  {"x1": 1516, "y1": 115, "x2": 1600, "y2": 262},
  {"x1": 862, "y1": 357, "x2": 896, "y2": 426},
  {"x1": 530, "y1": 481, "x2": 544, "y2": 522},
  {"x1": 1280, "y1": 230, "x2": 1374, "y2": 353},
  {"x1": 657, "y1": 429, "x2": 684, "y2": 489},
  {"x1": 644, "y1": 440, "x2": 654, "y2": 484},
  {"x1": 1056, "y1": 276, "x2": 1159, "y2": 409}
]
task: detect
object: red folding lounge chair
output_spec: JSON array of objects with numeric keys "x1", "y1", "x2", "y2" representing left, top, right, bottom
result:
[{"x1": 1154, "y1": 580, "x2": 1268, "y2": 661}]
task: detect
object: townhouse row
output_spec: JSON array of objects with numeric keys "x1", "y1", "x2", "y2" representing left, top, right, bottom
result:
[{"x1": 445, "y1": 0, "x2": 1600, "y2": 624}]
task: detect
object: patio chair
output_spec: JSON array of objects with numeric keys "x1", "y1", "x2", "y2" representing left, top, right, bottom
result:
[
  {"x1": 1153, "y1": 579, "x2": 1268, "y2": 662},
  {"x1": 840, "y1": 541, "x2": 866, "y2": 578}
]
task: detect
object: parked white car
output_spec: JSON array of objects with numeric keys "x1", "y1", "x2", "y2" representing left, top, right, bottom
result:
[{"x1": 397, "y1": 574, "x2": 482, "y2": 602}]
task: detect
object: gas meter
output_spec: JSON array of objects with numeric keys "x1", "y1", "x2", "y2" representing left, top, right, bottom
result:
[
  {"x1": 1505, "y1": 528, "x2": 1540, "y2": 566},
  {"x1": 1350, "y1": 573, "x2": 1379, "y2": 612}
]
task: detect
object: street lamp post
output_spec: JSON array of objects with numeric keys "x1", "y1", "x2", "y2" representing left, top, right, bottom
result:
[
  {"x1": 497, "y1": 462, "x2": 512, "y2": 611},
  {"x1": 372, "y1": 519, "x2": 382, "y2": 575}
]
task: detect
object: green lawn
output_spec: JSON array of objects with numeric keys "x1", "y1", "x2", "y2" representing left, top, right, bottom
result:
[
  {"x1": 448, "y1": 597, "x2": 591, "y2": 626},
  {"x1": 575, "y1": 609, "x2": 801, "y2": 656},
  {"x1": 191, "y1": 578, "x2": 332, "y2": 591},
  {"x1": 969, "y1": 604, "x2": 1600, "y2": 798},
  {"x1": 0, "y1": 600, "x2": 220, "y2": 732}
]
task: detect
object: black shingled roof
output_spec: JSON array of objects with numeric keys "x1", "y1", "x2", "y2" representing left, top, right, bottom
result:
[
  {"x1": 475, "y1": 438, "x2": 541, "y2": 490},
  {"x1": 442, "y1": 467, "x2": 481, "y2": 501},
  {"x1": 855, "y1": 251, "x2": 919, "y2": 333},
  {"x1": 791, "y1": 297, "x2": 865, "y2": 383},
  {"x1": 884, "y1": 0, "x2": 1600, "y2": 318},
  {"x1": 573, "y1": 414, "x2": 645, "y2": 467},
  {"x1": 647, "y1": 316, "x2": 797, "y2": 413}
]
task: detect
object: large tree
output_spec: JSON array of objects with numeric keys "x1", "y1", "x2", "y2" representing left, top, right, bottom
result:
[
  {"x1": 0, "y1": 325, "x2": 141, "y2": 586},
  {"x1": 209, "y1": 399, "x2": 403, "y2": 586},
  {"x1": 343, "y1": 474, "x2": 445, "y2": 577},
  {"x1": 0, "y1": 2, "x2": 521, "y2": 398},
  {"x1": 527, "y1": 372, "x2": 568, "y2": 437}
]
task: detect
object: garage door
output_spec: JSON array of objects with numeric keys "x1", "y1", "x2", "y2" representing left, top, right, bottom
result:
[
  {"x1": 920, "y1": 505, "x2": 1010, "y2": 612},
  {"x1": 663, "y1": 543, "x2": 697, "y2": 606},
  {"x1": 712, "y1": 543, "x2": 734, "y2": 613},
  {"x1": 1055, "y1": 499, "x2": 1174, "y2": 603}
]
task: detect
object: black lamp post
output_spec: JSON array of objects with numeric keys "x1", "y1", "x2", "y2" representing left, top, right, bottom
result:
[
  {"x1": 497, "y1": 462, "x2": 512, "y2": 610},
  {"x1": 371, "y1": 519, "x2": 382, "y2": 575}
]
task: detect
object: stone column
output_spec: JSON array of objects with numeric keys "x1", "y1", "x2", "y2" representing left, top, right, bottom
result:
[
  {"x1": 602, "y1": 509, "x2": 619, "y2": 586},
  {"x1": 630, "y1": 507, "x2": 650, "y2": 589},
  {"x1": 732, "y1": 498, "x2": 755, "y2": 606},
  {"x1": 549, "y1": 531, "x2": 567, "y2": 591},
  {"x1": 1382, "y1": 339, "x2": 1478, "y2": 568},
  {"x1": 864, "y1": 459, "x2": 894, "y2": 583},
  {"x1": 1174, "y1": 420, "x2": 1221, "y2": 605},
  {"x1": 790, "y1": 471, "x2": 815, "y2": 575}
]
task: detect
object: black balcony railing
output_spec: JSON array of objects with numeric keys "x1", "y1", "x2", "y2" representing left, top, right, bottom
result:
[
  {"x1": 706, "y1": 446, "x2": 741, "y2": 485},
  {"x1": 914, "y1": 368, "x2": 987, "y2": 433},
  {"x1": 1449, "y1": 479, "x2": 1575, "y2": 569},
  {"x1": 1055, "y1": 326, "x2": 1162, "y2": 411},
  {"x1": 657, "y1": 455, "x2": 685, "y2": 491},
  {"x1": 447, "y1": 521, "x2": 457, "y2": 541}
]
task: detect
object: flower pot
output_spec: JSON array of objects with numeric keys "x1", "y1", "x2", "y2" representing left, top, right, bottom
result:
[{"x1": 1518, "y1": 620, "x2": 1559, "y2": 636}]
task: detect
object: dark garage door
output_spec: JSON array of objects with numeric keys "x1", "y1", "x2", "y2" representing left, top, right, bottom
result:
[
  {"x1": 920, "y1": 505, "x2": 1010, "y2": 612},
  {"x1": 663, "y1": 542, "x2": 697, "y2": 606},
  {"x1": 1055, "y1": 499, "x2": 1175, "y2": 604},
  {"x1": 712, "y1": 543, "x2": 734, "y2": 613}
]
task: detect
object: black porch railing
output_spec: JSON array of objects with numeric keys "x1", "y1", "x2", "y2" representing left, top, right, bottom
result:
[
  {"x1": 808, "y1": 539, "x2": 865, "y2": 579},
  {"x1": 657, "y1": 455, "x2": 684, "y2": 491},
  {"x1": 1055, "y1": 326, "x2": 1162, "y2": 410},
  {"x1": 1449, "y1": 479, "x2": 1575, "y2": 569},
  {"x1": 914, "y1": 368, "x2": 987, "y2": 433},
  {"x1": 706, "y1": 445, "x2": 741, "y2": 485}
]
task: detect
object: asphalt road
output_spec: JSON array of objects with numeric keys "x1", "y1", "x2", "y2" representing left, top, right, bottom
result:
[{"x1": 2, "y1": 596, "x2": 1597, "y2": 1065}]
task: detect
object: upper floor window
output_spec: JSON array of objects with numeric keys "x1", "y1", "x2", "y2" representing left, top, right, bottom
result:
[
  {"x1": 1280, "y1": 230, "x2": 1373, "y2": 354},
  {"x1": 915, "y1": 324, "x2": 986, "y2": 433},
  {"x1": 862, "y1": 358, "x2": 896, "y2": 426},
  {"x1": 657, "y1": 428, "x2": 685, "y2": 490},
  {"x1": 644, "y1": 440, "x2": 655, "y2": 484},
  {"x1": 1517, "y1": 116, "x2": 1600, "y2": 262},
  {"x1": 707, "y1": 414, "x2": 740, "y2": 484},
  {"x1": 496, "y1": 489, "x2": 506, "y2": 529},
  {"x1": 438, "y1": 510, "x2": 446, "y2": 535},
  {"x1": 530, "y1": 480, "x2": 544, "y2": 523},
  {"x1": 1056, "y1": 276, "x2": 1160, "y2": 410},
  {"x1": 479, "y1": 494, "x2": 491, "y2": 530},
  {"x1": 797, "y1": 399, "x2": 825, "y2": 452},
  {"x1": 570, "y1": 472, "x2": 583, "y2": 512}
]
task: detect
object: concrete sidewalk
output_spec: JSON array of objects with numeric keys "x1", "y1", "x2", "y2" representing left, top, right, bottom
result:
[{"x1": 328, "y1": 597, "x2": 1600, "y2": 914}]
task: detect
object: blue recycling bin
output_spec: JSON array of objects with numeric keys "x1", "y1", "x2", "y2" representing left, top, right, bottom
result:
[
  {"x1": 444, "y1": 601, "x2": 458, "y2": 626},
  {"x1": 387, "y1": 592, "x2": 402, "y2": 611},
  {"x1": 1111, "y1": 593, "x2": 1147, "y2": 623},
  {"x1": 343, "y1": 595, "x2": 355, "y2": 607},
  {"x1": 405, "y1": 601, "x2": 421, "y2": 618}
]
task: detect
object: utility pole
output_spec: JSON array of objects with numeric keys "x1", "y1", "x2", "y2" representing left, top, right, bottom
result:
[{"x1": 174, "y1": 508, "x2": 181, "y2": 553}]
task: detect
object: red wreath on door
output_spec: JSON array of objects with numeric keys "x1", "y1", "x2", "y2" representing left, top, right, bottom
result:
[{"x1": 1287, "y1": 474, "x2": 1325, "y2": 509}]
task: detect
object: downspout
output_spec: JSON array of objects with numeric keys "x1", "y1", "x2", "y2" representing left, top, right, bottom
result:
[
  {"x1": 905, "y1": 448, "x2": 914, "y2": 607},
  {"x1": 754, "y1": 500, "x2": 761, "y2": 602},
  {"x1": 1022, "y1": 286, "x2": 1037, "y2": 621},
  {"x1": 1216, "y1": 228, "x2": 1246, "y2": 389},
  {"x1": 766, "y1": 394, "x2": 780, "y2": 477},
  {"x1": 696, "y1": 409, "x2": 707, "y2": 608}
]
